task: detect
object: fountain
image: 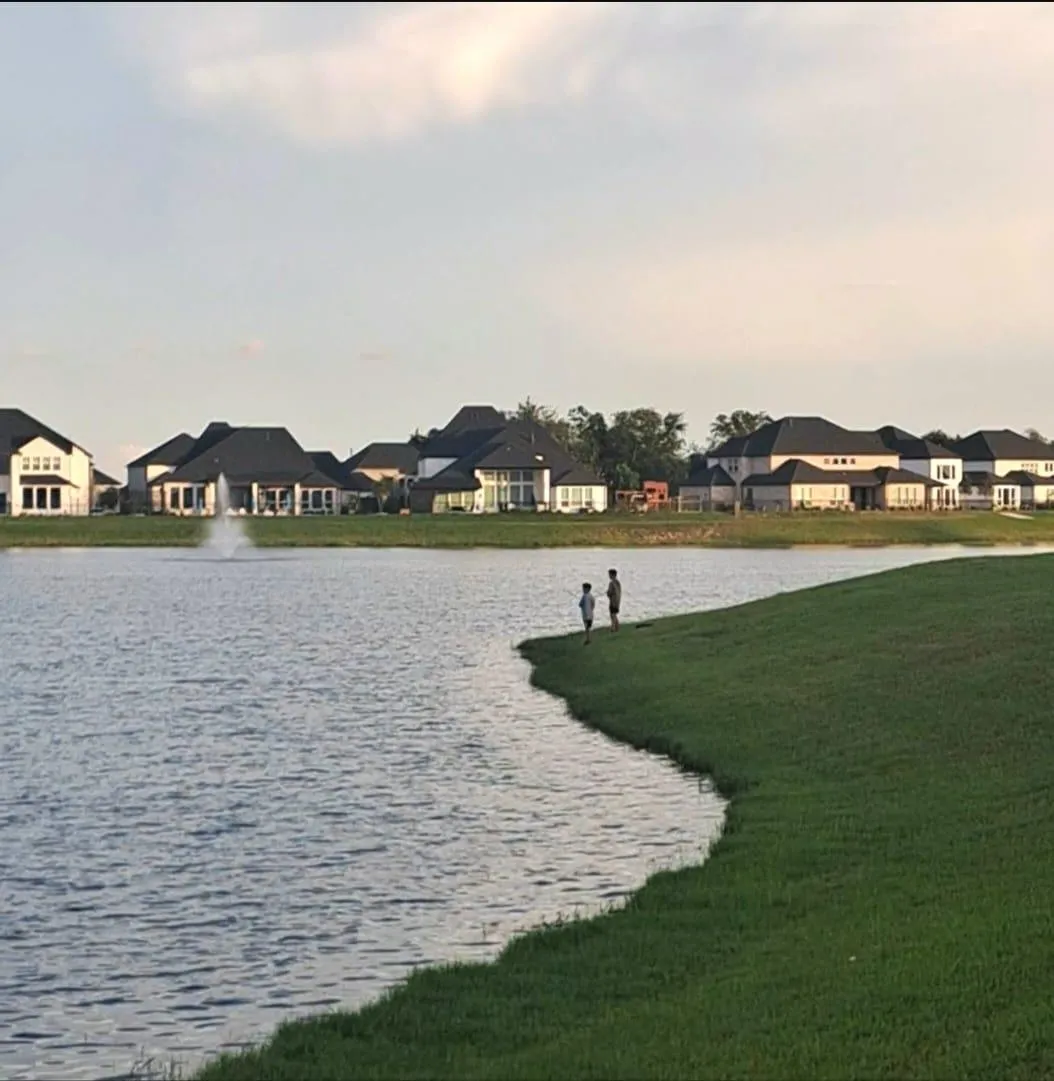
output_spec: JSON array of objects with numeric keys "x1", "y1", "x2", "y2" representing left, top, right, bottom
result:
[{"x1": 202, "y1": 472, "x2": 250, "y2": 559}]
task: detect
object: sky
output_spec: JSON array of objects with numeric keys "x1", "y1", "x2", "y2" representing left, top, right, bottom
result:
[{"x1": 2, "y1": 1, "x2": 1053, "y2": 475}]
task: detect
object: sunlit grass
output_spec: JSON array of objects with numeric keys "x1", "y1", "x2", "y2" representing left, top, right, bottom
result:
[{"x1": 3, "y1": 510, "x2": 1054, "y2": 549}]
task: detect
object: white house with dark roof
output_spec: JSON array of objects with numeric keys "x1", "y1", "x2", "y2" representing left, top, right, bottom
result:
[
  {"x1": 127, "y1": 432, "x2": 196, "y2": 512},
  {"x1": 0, "y1": 409, "x2": 94, "y2": 516},
  {"x1": 877, "y1": 426, "x2": 962, "y2": 508},
  {"x1": 146, "y1": 421, "x2": 348, "y2": 515},
  {"x1": 706, "y1": 416, "x2": 941, "y2": 511},
  {"x1": 410, "y1": 405, "x2": 607, "y2": 513},
  {"x1": 951, "y1": 430, "x2": 1054, "y2": 510}
]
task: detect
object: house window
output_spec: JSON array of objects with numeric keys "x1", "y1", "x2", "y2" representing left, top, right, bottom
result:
[
  {"x1": 169, "y1": 488, "x2": 179, "y2": 510},
  {"x1": 21, "y1": 457, "x2": 30, "y2": 471},
  {"x1": 823, "y1": 458, "x2": 830, "y2": 465},
  {"x1": 182, "y1": 487, "x2": 195, "y2": 510},
  {"x1": 35, "y1": 487, "x2": 47, "y2": 510},
  {"x1": 324, "y1": 490, "x2": 334, "y2": 511},
  {"x1": 22, "y1": 487, "x2": 33, "y2": 510},
  {"x1": 850, "y1": 458, "x2": 856, "y2": 465},
  {"x1": 32, "y1": 457, "x2": 41, "y2": 470},
  {"x1": 50, "y1": 487, "x2": 61, "y2": 510}
]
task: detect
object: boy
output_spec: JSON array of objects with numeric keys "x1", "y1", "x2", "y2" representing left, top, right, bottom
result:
[
  {"x1": 606, "y1": 568, "x2": 622, "y2": 632},
  {"x1": 578, "y1": 582, "x2": 596, "y2": 644}
]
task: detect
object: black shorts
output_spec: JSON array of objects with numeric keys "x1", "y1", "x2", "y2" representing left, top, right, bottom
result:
[
  {"x1": 609, "y1": 605, "x2": 620, "y2": 616},
  {"x1": 583, "y1": 619, "x2": 593, "y2": 630}
]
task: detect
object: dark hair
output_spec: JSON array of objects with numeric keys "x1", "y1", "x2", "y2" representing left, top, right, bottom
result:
[
  {"x1": 582, "y1": 582, "x2": 592, "y2": 591},
  {"x1": 608, "y1": 568, "x2": 618, "y2": 577}
]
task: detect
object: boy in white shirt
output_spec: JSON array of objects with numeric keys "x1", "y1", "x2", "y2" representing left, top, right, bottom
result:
[{"x1": 578, "y1": 582, "x2": 596, "y2": 645}]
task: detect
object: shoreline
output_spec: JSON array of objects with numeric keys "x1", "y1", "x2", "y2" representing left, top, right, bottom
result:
[
  {"x1": 5, "y1": 511, "x2": 1054, "y2": 550},
  {"x1": 194, "y1": 552, "x2": 1054, "y2": 1079}
]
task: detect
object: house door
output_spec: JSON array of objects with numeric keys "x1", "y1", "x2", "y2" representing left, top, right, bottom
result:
[{"x1": 0, "y1": 492, "x2": 6, "y2": 514}]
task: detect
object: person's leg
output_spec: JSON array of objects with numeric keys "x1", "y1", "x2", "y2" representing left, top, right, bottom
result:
[
  {"x1": 584, "y1": 618, "x2": 592, "y2": 644},
  {"x1": 610, "y1": 606, "x2": 620, "y2": 632}
]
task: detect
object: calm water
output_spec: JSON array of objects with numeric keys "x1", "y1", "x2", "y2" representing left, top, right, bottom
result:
[{"x1": 0, "y1": 545, "x2": 1043, "y2": 1079}]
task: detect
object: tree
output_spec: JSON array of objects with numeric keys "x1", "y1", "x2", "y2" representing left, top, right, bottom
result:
[
  {"x1": 513, "y1": 398, "x2": 573, "y2": 448},
  {"x1": 1025, "y1": 427, "x2": 1049, "y2": 444},
  {"x1": 708, "y1": 410, "x2": 771, "y2": 449},
  {"x1": 921, "y1": 429, "x2": 958, "y2": 449}
]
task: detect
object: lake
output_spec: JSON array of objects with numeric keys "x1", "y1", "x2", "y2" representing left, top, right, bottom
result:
[{"x1": 0, "y1": 545, "x2": 1042, "y2": 1079}]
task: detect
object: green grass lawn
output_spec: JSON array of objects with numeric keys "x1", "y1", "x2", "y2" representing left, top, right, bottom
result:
[
  {"x1": 5, "y1": 510, "x2": 1054, "y2": 549},
  {"x1": 195, "y1": 553, "x2": 1054, "y2": 1080}
]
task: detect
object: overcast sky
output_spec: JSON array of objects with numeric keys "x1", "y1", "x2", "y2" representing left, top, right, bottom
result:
[{"x1": 2, "y1": 1, "x2": 1052, "y2": 473}]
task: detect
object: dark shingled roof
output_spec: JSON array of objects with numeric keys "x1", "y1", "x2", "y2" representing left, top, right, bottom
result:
[
  {"x1": 745, "y1": 460, "x2": 940, "y2": 489},
  {"x1": 310, "y1": 453, "x2": 378, "y2": 493},
  {"x1": 412, "y1": 468, "x2": 481, "y2": 492},
  {"x1": 1001, "y1": 470, "x2": 1054, "y2": 487},
  {"x1": 876, "y1": 425, "x2": 962, "y2": 461},
  {"x1": 92, "y1": 468, "x2": 121, "y2": 487},
  {"x1": 345, "y1": 442, "x2": 419, "y2": 474},
  {"x1": 738, "y1": 416, "x2": 891, "y2": 457},
  {"x1": 951, "y1": 429, "x2": 1054, "y2": 462},
  {"x1": 127, "y1": 433, "x2": 196, "y2": 468},
  {"x1": 419, "y1": 405, "x2": 509, "y2": 459},
  {"x1": 161, "y1": 424, "x2": 339, "y2": 487},
  {"x1": 707, "y1": 434, "x2": 750, "y2": 459},
  {"x1": 0, "y1": 409, "x2": 82, "y2": 464},
  {"x1": 683, "y1": 464, "x2": 735, "y2": 488}
]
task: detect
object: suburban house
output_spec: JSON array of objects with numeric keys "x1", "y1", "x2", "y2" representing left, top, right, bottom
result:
[
  {"x1": 345, "y1": 442, "x2": 420, "y2": 484},
  {"x1": 0, "y1": 408, "x2": 94, "y2": 516},
  {"x1": 704, "y1": 416, "x2": 941, "y2": 511},
  {"x1": 92, "y1": 468, "x2": 122, "y2": 510},
  {"x1": 143, "y1": 422, "x2": 348, "y2": 515},
  {"x1": 951, "y1": 429, "x2": 1054, "y2": 510},
  {"x1": 308, "y1": 451, "x2": 380, "y2": 512},
  {"x1": 877, "y1": 426, "x2": 962, "y2": 508},
  {"x1": 410, "y1": 405, "x2": 607, "y2": 513},
  {"x1": 679, "y1": 464, "x2": 736, "y2": 510},
  {"x1": 127, "y1": 432, "x2": 196, "y2": 512}
]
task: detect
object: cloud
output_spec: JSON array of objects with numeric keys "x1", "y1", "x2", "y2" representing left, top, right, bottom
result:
[
  {"x1": 529, "y1": 2, "x2": 1054, "y2": 372},
  {"x1": 114, "y1": 1, "x2": 633, "y2": 146},
  {"x1": 539, "y1": 205, "x2": 1054, "y2": 368},
  {"x1": 12, "y1": 345, "x2": 50, "y2": 360},
  {"x1": 118, "y1": 443, "x2": 147, "y2": 464},
  {"x1": 238, "y1": 338, "x2": 266, "y2": 356}
]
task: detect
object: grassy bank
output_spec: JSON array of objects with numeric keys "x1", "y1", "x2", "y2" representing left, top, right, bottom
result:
[
  {"x1": 195, "y1": 554, "x2": 1054, "y2": 1080},
  {"x1": 5, "y1": 510, "x2": 1054, "y2": 549}
]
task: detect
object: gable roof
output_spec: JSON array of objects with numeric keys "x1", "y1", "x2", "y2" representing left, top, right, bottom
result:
[
  {"x1": 127, "y1": 432, "x2": 196, "y2": 468},
  {"x1": 345, "y1": 442, "x2": 419, "y2": 474},
  {"x1": 707, "y1": 434, "x2": 750, "y2": 459},
  {"x1": 0, "y1": 408, "x2": 81, "y2": 459},
  {"x1": 92, "y1": 467, "x2": 121, "y2": 487},
  {"x1": 308, "y1": 452, "x2": 377, "y2": 493},
  {"x1": 418, "y1": 405, "x2": 510, "y2": 460},
  {"x1": 951, "y1": 429, "x2": 1054, "y2": 462},
  {"x1": 684, "y1": 464, "x2": 735, "y2": 488},
  {"x1": 876, "y1": 425, "x2": 961, "y2": 461}
]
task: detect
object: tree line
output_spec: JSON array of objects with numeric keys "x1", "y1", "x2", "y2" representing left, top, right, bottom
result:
[{"x1": 412, "y1": 405, "x2": 1052, "y2": 492}]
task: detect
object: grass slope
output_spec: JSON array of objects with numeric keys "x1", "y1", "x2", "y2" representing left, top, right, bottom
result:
[
  {"x1": 5, "y1": 511, "x2": 1054, "y2": 549},
  {"x1": 196, "y1": 554, "x2": 1054, "y2": 1080}
]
